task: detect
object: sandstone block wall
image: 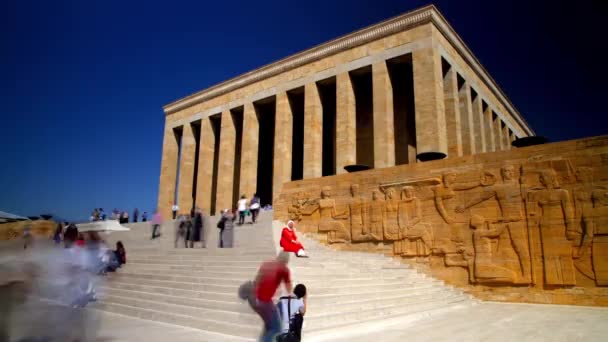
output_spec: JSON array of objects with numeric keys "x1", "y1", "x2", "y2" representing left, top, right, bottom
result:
[{"x1": 274, "y1": 136, "x2": 608, "y2": 306}]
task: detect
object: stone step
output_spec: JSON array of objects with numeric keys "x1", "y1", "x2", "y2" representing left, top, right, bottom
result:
[
  {"x1": 101, "y1": 282, "x2": 240, "y2": 303},
  {"x1": 99, "y1": 287, "x2": 248, "y2": 312},
  {"x1": 307, "y1": 284, "x2": 441, "y2": 303},
  {"x1": 115, "y1": 270, "x2": 415, "y2": 287},
  {"x1": 127, "y1": 259, "x2": 266, "y2": 267},
  {"x1": 307, "y1": 290, "x2": 462, "y2": 315},
  {"x1": 106, "y1": 277, "x2": 241, "y2": 293},
  {"x1": 93, "y1": 301, "x2": 258, "y2": 339},
  {"x1": 304, "y1": 295, "x2": 470, "y2": 330},
  {"x1": 101, "y1": 294, "x2": 258, "y2": 322}
]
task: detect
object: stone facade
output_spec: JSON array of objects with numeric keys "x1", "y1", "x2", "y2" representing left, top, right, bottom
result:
[
  {"x1": 157, "y1": 5, "x2": 533, "y2": 218},
  {"x1": 274, "y1": 136, "x2": 608, "y2": 306}
]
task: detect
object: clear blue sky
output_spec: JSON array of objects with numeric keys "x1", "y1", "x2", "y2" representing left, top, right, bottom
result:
[{"x1": 1, "y1": 0, "x2": 606, "y2": 221}]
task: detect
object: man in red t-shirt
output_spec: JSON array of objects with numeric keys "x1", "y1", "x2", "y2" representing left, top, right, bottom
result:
[{"x1": 252, "y1": 251, "x2": 292, "y2": 342}]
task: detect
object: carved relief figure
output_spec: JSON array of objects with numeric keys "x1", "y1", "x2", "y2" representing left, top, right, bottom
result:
[
  {"x1": 318, "y1": 187, "x2": 350, "y2": 243},
  {"x1": 528, "y1": 169, "x2": 576, "y2": 286},
  {"x1": 457, "y1": 165, "x2": 532, "y2": 283},
  {"x1": 395, "y1": 186, "x2": 433, "y2": 256},
  {"x1": 434, "y1": 173, "x2": 489, "y2": 243},
  {"x1": 349, "y1": 184, "x2": 369, "y2": 242},
  {"x1": 592, "y1": 188, "x2": 608, "y2": 285},
  {"x1": 384, "y1": 188, "x2": 400, "y2": 241},
  {"x1": 469, "y1": 215, "x2": 517, "y2": 284},
  {"x1": 368, "y1": 190, "x2": 385, "y2": 241}
]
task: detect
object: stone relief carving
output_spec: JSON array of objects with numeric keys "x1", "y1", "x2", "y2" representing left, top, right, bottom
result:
[
  {"x1": 456, "y1": 165, "x2": 531, "y2": 284},
  {"x1": 528, "y1": 169, "x2": 576, "y2": 286},
  {"x1": 383, "y1": 188, "x2": 400, "y2": 241},
  {"x1": 349, "y1": 184, "x2": 370, "y2": 242},
  {"x1": 285, "y1": 151, "x2": 608, "y2": 294},
  {"x1": 394, "y1": 186, "x2": 433, "y2": 257},
  {"x1": 368, "y1": 190, "x2": 385, "y2": 241}
]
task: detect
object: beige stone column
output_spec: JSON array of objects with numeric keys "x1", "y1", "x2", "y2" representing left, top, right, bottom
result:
[
  {"x1": 240, "y1": 103, "x2": 259, "y2": 199},
  {"x1": 336, "y1": 72, "x2": 357, "y2": 173},
  {"x1": 471, "y1": 95, "x2": 485, "y2": 153},
  {"x1": 177, "y1": 123, "x2": 196, "y2": 213},
  {"x1": 443, "y1": 68, "x2": 463, "y2": 157},
  {"x1": 503, "y1": 124, "x2": 511, "y2": 150},
  {"x1": 484, "y1": 107, "x2": 495, "y2": 152},
  {"x1": 412, "y1": 46, "x2": 448, "y2": 158},
  {"x1": 216, "y1": 110, "x2": 236, "y2": 211},
  {"x1": 195, "y1": 117, "x2": 215, "y2": 214},
  {"x1": 372, "y1": 61, "x2": 395, "y2": 168},
  {"x1": 157, "y1": 125, "x2": 179, "y2": 219},
  {"x1": 494, "y1": 116, "x2": 504, "y2": 151},
  {"x1": 273, "y1": 92, "x2": 292, "y2": 200},
  {"x1": 303, "y1": 82, "x2": 322, "y2": 178},
  {"x1": 458, "y1": 83, "x2": 475, "y2": 155}
]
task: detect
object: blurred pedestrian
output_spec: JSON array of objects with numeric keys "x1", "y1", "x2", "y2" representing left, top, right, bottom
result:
[
  {"x1": 175, "y1": 214, "x2": 189, "y2": 248},
  {"x1": 172, "y1": 204, "x2": 179, "y2": 219},
  {"x1": 237, "y1": 195, "x2": 248, "y2": 225},
  {"x1": 142, "y1": 211, "x2": 148, "y2": 222},
  {"x1": 23, "y1": 223, "x2": 33, "y2": 249},
  {"x1": 217, "y1": 209, "x2": 235, "y2": 248},
  {"x1": 151, "y1": 210, "x2": 162, "y2": 239},
  {"x1": 252, "y1": 252, "x2": 293, "y2": 342},
  {"x1": 133, "y1": 208, "x2": 139, "y2": 223},
  {"x1": 190, "y1": 208, "x2": 205, "y2": 248},
  {"x1": 53, "y1": 222, "x2": 64, "y2": 245},
  {"x1": 63, "y1": 223, "x2": 78, "y2": 248},
  {"x1": 250, "y1": 193, "x2": 261, "y2": 224}
]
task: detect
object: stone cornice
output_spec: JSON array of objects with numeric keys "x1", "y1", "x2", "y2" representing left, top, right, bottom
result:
[{"x1": 163, "y1": 5, "x2": 533, "y2": 136}]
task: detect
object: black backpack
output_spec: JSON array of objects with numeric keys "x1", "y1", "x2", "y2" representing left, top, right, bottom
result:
[{"x1": 276, "y1": 296, "x2": 303, "y2": 342}]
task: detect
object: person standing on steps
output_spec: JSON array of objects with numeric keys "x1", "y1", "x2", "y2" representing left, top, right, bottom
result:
[
  {"x1": 218, "y1": 209, "x2": 236, "y2": 248},
  {"x1": 237, "y1": 195, "x2": 248, "y2": 225},
  {"x1": 142, "y1": 211, "x2": 148, "y2": 222},
  {"x1": 133, "y1": 208, "x2": 139, "y2": 223},
  {"x1": 151, "y1": 210, "x2": 162, "y2": 239},
  {"x1": 280, "y1": 221, "x2": 308, "y2": 257},
  {"x1": 252, "y1": 252, "x2": 293, "y2": 342},
  {"x1": 172, "y1": 204, "x2": 179, "y2": 220},
  {"x1": 277, "y1": 284, "x2": 307, "y2": 341},
  {"x1": 190, "y1": 207, "x2": 205, "y2": 248},
  {"x1": 250, "y1": 193, "x2": 261, "y2": 224}
]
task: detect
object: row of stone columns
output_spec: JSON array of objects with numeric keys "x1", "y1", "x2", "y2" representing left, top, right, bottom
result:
[
  {"x1": 442, "y1": 63, "x2": 515, "y2": 158},
  {"x1": 159, "y1": 46, "x2": 518, "y2": 217}
]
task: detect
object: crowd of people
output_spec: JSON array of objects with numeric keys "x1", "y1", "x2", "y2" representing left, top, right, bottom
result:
[{"x1": 89, "y1": 208, "x2": 148, "y2": 223}]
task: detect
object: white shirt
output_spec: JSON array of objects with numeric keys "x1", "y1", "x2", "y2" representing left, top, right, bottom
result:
[
  {"x1": 172, "y1": 205, "x2": 179, "y2": 211},
  {"x1": 237, "y1": 199, "x2": 247, "y2": 211},
  {"x1": 279, "y1": 297, "x2": 304, "y2": 333}
]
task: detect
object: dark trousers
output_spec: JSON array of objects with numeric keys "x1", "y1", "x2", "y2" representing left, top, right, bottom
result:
[
  {"x1": 172, "y1": 210, "x2": 177, "y2": 219},
  {"x1": 251, "y1": 209, "x2": 259, "y2": 223},
  {"x1": 151, "y1": 224, "x2": 161, "y2": 239},
  {"x1": 239, "y1": 211, "x2": 245, "y2": 225}
]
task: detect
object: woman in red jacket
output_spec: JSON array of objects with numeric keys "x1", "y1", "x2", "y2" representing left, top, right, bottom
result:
[{"x1": 280, "y1": 220, "x2": 308, "y2": 257}]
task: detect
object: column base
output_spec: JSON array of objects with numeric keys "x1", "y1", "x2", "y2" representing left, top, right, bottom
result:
[
  {"x1": 512, "y1": 136, "x2": 548, "y2": 148},
  {"x1": 344, "y1": 164, "x2": 372, "y2": 173},
  {"x1": 416, "y1": 152, "x2": 447, "y2": 162}
]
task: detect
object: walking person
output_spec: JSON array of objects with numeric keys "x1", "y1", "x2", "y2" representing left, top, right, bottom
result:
[
  {"x1": 277, "y1": 284, "x2": 307, "y2": 341},
  {"x1": 218, "y1": 209, "x2": 236, "y2": 248},
  {"x1": 151, "y1": 210, "x2": 162, "y2": 239},
  {"x1": 249, "y1": 252, "x2": 293, "y2": 342},
  {"x1": 172, "y1": 204, "x2": 179, "y2": 219},
  {"x1": 142, "y1": 211, "x2": 148, "y2": 222},
  {"x1": 53, "y1": 222, "x2": 64, "y2": 245},
  {"x1": 133, "y1": 208, "x2": 139, "y2": 223},
  {"x1": 237, "y1": 195, "x2": 248, "y2": 225},
  {"x1": 175, "y1": 214, "x2": 189, "y2": 248},
  {"x1": 250, "y1": 193, "x2": 261, "y2": 224}
]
